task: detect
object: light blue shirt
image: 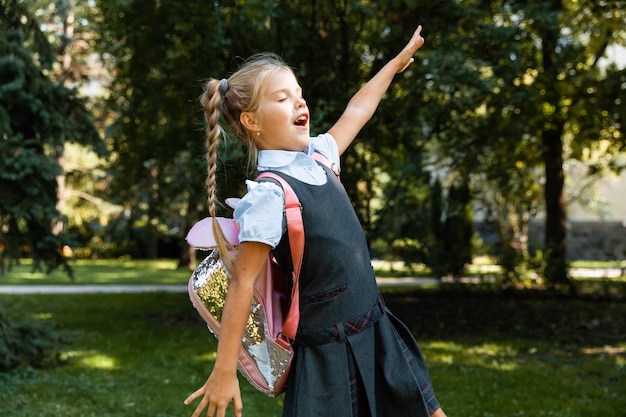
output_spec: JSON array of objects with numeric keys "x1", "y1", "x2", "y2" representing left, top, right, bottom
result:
[{"x1": 234, "y1": 133, "x2": 340, "y2": 248}]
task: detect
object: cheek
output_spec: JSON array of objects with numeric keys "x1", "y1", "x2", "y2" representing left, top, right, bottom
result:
[{"x1": 266, "y1": 109, "x2": 290, "y2": 126}]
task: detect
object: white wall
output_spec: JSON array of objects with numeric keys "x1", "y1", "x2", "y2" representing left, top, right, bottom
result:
[{"x1": 568, "y1": 170, "x2": 626, "y2": 223}]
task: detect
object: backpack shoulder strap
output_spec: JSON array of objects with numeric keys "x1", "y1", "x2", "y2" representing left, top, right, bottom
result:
[
  {"x1": 312, "y1": 152, "x2": 341, "y2": 178},
  {"x1": 254, "y1": 172, "x2": 302, "y2": 340}
]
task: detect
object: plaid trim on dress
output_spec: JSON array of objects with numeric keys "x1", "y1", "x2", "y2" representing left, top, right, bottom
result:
[{"x1": 295, "y1": 296, "x2": 385, "y2": 347}]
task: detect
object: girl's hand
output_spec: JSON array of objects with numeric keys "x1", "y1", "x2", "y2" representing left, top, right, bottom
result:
[
  {"x1": 395, "y1": 25, "x2": 425, "y2": 73},
  {"x1": 329, "y1": 25, "x2": 427, "y2": 154},
  {"x1": 184, "y1": 371, "x2": 243, "y2": 417}
]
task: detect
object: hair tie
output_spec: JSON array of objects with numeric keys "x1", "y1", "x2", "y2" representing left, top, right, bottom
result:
[{"x1": 219, "y1": 78, "x2": 229, "y2": 95}]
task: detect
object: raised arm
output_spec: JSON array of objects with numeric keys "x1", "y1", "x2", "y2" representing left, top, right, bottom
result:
[{"x1": 328, "y1": 25, "x2": 425, "y2": 155}]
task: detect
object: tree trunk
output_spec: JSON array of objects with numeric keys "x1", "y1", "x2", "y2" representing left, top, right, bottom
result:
[
  {"x1": 145, "y1": 222, "x2": 159, "y2": 259},
  {"x1": 538, "y1": 0, "x2": 573, "y2": 291},
  {"x1": 177, "y1": 244, "x2": 196, "y2": 270},
  {"x1": 541, "y1": 126, "x2": 570, "y2": 287}
]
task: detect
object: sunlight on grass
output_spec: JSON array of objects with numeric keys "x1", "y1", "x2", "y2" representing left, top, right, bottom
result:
[
  {"x1": 581, "y1": 343, "x2": 626, "y2": 356},
  {"x1": 60, "y1": 349, "x2": 120, "y2": 370},
  {"x1": 77, "y1": 353, "x2": 119, "y2": 370},
  {"x1": 71, "y1": 258, "x2": 180, "y2": 270},
  {"x1": 581, "y1": 343, "x2": 626, "y2": 373},
  {"x1": 1, "y1": 258, "x2": 191, "y2": 285},
  {"x1": 570, "y1": 260, "x2": 626, "y2": 269},
  {"x1": 198, "y1": 351, "x2": 217, "y2": 362},
  {"x1": 1, "y1": 291, "x2": 624, "y2": 417},
  {"x1": 425, "y1": 341, "x2": 520, "y2": 371}
]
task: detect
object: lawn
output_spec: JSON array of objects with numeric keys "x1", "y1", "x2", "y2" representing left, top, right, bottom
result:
[
  {"x1": 387, "y1": 290, "x2": 626, "y2": 416},
  {"x1": 0, "y1": 258, "x2": 190, "y2": 285},
  {"x1": 0, "y1": 292, "x2": 283, "y2": 417},
  {"x1": 1, "y1": 261, "x2": 625, "y2": 416}
]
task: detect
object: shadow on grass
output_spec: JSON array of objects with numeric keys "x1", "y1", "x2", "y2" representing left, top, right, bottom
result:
[{"x1": 383, "y1": 289, "x2": 626, "y2": 416}]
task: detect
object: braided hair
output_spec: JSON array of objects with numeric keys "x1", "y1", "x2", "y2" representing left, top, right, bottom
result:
[{"x1": 200, "y1": 53, "x2": 292, "y2": 266}]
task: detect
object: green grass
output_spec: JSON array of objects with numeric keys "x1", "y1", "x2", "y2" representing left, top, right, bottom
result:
[
  {"x1": 1, "y1": 289, "x2": 624, "y2": 416},
  {"x1": 386, "y1": 290, "x2": 626, "y2": 416},
  {"x1": 570, "y1": 260, "x2": 626, "y2": 269},
  {"x1": 0, "y1": 258, "x2": 190, "y2": 285},
  {"x1": 1, "y1": 258, "x2": 624, "y2": 285},
  {"x1": 1, "y1": 260, "x2": 625, "y2": 416},
  {"x1": 0, "y1": 292, "x2": 284, "y2": 417}
]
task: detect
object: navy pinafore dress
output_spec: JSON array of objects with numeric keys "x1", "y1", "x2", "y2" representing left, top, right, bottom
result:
[{"x1": 266, "y1": 161, "x2": 441, "y2": 417}]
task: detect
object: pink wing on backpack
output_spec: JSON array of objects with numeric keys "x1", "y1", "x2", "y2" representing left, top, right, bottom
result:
[
  {"x1": 186, "y1": 198, "x2": 241, "y2": 249},
  {"x1": 185, "y1": 217, "x2": 239, "y2": 249}
]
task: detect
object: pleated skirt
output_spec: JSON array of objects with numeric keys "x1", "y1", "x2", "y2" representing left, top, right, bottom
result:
[{"x1": 282, "y1": 305, "x2": 440, "y2": 417}]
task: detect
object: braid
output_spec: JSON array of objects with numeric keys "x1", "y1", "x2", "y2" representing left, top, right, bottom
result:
[
  {"x1": 197, "y1": 55, "x2": 292, "y2": 269},
  {"x1": 202, "y1": 80, "x2": 221, "y2": 218},
  {"x1": 201, "y1": 79, "x2": 235, "y2": 269}
]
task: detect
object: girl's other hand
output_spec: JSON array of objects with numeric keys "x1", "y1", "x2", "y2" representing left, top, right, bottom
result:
[
  {"x1": 395, "y1": 25, "x2": 425, "y2": 73},
  {"x1": 184, "y1": 371, "x2": 243, "y2": 417}
]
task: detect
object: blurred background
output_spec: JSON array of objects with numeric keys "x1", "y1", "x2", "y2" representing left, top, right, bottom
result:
[{"x1": 1, "y1": 0, "x2": 625, "y2": 288}]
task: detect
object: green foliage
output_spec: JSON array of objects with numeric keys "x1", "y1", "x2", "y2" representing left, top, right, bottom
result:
[
  {"x1": 28, "y1": 0, "x2": 624, "y2": 286},
  {"x1": 390, "y1": 237, "x2": 424, "y2": 263},
  {"x1": 422, "y1": 179, "x2": 474, "y2": 278},
  {"x1": 387, "y1": 0, "x2": 626, "y2": 286},
  {"x1": 378, "y1": 175, "x2": 473, "y2": 278},
  {"x1": 92, "y1": 0, "x2": 240, "y2": 260},
  {"x1": 0, "y1": 1, "x2": 105, "y2": 276},
  {"x1": 0, "y1": 310, "x2": 65, "y2": 372}
]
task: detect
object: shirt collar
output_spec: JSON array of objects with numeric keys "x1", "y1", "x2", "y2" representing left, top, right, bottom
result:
[{"x1": 257, "y1": 145, "x2": 316, "y2": 169}]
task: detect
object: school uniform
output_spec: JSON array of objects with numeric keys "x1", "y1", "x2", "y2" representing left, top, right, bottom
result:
[{"x1": 235, "y1": 134, "x2": 440, "y2": 417}]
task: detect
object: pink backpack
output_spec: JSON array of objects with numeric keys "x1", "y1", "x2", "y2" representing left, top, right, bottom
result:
[{"x1": 186, "y1": 172, "x2": 303, "y2": 396}]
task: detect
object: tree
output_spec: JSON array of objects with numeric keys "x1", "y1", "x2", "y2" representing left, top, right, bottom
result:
[
  {"x1": 490, "y1": 0, "x2": 624, "y2": 288},
  {"x1": 91, "y1": 0, "x2": 414, "y2": 265},
  {"x1": 384, "y1": 0, "x2": 625, "y2": 288},
  {"x1": 84, "y1": 0, "x2": 624, "y2": 290},
  {"x1": 92, "y1": 0, "x2": 243, "y2": 266},
  {"x1": 0, "y1": 0, "x2": 106, "y2": 275}
]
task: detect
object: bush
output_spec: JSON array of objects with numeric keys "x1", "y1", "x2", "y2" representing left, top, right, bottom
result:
[{"x1": 0, "y1": 311, "x2": 66, "y2": 372}]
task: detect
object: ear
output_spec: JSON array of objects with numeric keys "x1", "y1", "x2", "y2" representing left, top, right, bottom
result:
[{"x1": 240, "y1": 111, "x2": 259, "y2": 132}]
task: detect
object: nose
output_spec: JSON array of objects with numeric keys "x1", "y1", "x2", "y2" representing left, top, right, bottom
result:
[{"x1": 296, "y1": 97, "x2": 306, "y2": 108}]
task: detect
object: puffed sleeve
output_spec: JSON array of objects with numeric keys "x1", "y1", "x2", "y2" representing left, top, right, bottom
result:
[
  {"x1": 311, "y1": 132, "x2": 341, "y2": 167},
  {"x1": 234, "y1": 180, "x2": 286, "y2": 249}
]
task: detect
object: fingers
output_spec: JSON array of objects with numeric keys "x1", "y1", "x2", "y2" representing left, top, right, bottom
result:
[
  {"x1": 184, "y1": 385, "x2": 209, "y2": 417},
  {"x1": 203, "y1": 402, "x2": 215, "y2": 417},
  {"x1": 184, "y1": 387, "x2": 241, "y2": 417},
  {"x1": 184, "y1": 386, "x2": 204, "y2": 406},
  {"x1": 396, "y1": 25, "x2": 425, "y2": 73},
  {"x1": 411, "y1": 25, "x2": 424, "y2": 45},
  {"x1": 408, "y1": 25, "x2": 425, "y2": 53},
  {"x1": 233, "y1": 391, "x2": 243, "y2": 417},
  {"x1": 399, "y1": 58, "x2": 415, "y2": 73},
  {"x1": 185, "y1": 396, "x2": 215, "y2": 417}
]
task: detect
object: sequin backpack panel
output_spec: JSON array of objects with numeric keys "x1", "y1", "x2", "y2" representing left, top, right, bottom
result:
[{"x1": 186, "y1": 172, "x2": 304, "y2": 396}]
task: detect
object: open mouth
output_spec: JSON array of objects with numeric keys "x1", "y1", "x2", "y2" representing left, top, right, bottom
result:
[{"x1": 294, "y1": 115, "x2": 308, "y2": 127}]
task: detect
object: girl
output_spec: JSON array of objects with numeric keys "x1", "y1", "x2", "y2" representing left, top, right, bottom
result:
[{"x1": 185, "y1": 25, "x2": 446, "y2": 417}]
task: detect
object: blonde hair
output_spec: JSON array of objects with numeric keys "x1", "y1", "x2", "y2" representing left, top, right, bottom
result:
[{"x1": 200, "y1": 53, "x2": 293, "y2": 267}]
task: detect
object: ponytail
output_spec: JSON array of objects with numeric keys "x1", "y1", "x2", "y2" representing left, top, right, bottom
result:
[{"x1": 201, "y1": 79, "x2": 235, "y2": 270}]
